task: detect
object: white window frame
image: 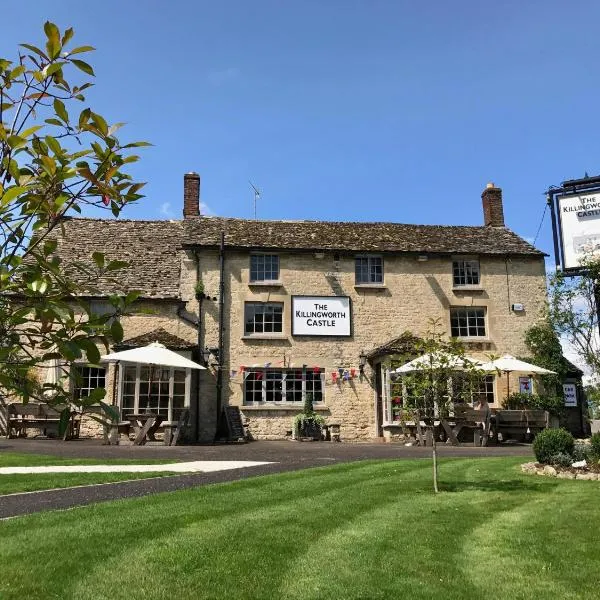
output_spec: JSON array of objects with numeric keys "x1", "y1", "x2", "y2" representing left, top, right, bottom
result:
[
  {"x1": 355, "y1": 254, "x2": 384, "y2": 285},
  {"x1": 118, "y1": 363, "x2": 191, "y2": 423},
  {"x1": 243, "y1": 368, "x2": 325, "y2": 405},
  {"x1": 450, "y1": 306, "x2": 487, "y2": 338},
  {"x1": 250, "y1": 253, "x2": 280, "y2": 282},
  {"x1": 244, "y1": 302, "x2": 284, "y2": 336},
  {"x1": 71, "y1": 364, "x2": 106, "y2": 400}
]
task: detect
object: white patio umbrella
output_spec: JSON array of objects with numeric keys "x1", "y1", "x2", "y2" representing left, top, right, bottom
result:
[
  {"x1": 42, "y1": 357, "x2": 66, "y2": 400},
  {"x1": 395, "y1": 352, "x2": 483, "y2": 373},
  {"x1": 478, "y1": 354, "x2": 556, "y2": 400},
  {"x1": 100, "y1": 342, "x2": 206, "y2": 370}
]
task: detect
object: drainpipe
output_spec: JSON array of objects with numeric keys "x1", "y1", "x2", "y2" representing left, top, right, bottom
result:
[
  {"x1": 195, "y1": 250, "x2": 203, "y2": 442},
  {"x1": 215, "y1": 232, "x2": 225, "y2": 438}
]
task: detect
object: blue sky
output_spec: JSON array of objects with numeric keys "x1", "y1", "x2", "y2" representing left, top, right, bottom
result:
[{"x1": 5, "y1": 1, "x2": 600, "y2": 265}]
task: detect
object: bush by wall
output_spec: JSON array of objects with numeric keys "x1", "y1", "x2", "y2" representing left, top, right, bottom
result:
[
  {"x1": 502, "y1": 393, "x2": 563, "y2": 416},
  {"x1": 533, "y1": 428, "x2": 575, "y2": 464},
  {"x1": 590, "y1": 433, "x2": 600, "y2": 461}
]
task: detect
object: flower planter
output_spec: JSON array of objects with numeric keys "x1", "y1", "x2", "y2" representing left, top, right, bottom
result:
[{"x1": 300, "y1": 421, "x2": 322, "y2": 441}]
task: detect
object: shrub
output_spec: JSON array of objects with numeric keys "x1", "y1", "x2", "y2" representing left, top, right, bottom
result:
[
  {"x1": 572, "y1": 442, "x2": 592, "y2": 462},
  {"x1": 549, "y1": 452, "x2": 573, "y2": 468},
  {"x1": 590, "y1": 433, "x2": 600, "y2": 461},
  {"x1": 533, "y1": 428, "x2": 575, "y2": 464},
  {"x1": 503, "y1": 392, "x2": 563, "y2": 416},
  {"x1": 503, "y1": 392, "x2": 532, "y2": 410}
]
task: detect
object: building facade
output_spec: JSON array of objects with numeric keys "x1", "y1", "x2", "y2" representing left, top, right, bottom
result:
[{"x1": 54, "y1": 175, "x2": 548, "y2": 441}]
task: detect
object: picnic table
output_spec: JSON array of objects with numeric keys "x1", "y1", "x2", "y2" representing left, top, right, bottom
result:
[{"x1": 125, "y1": 413, "x2": 164, "y2": 445}]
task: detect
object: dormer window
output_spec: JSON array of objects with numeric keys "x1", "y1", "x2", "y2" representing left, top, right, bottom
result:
[{"x1": 250, "y1": 253, "x2": 279, "y2": 282}]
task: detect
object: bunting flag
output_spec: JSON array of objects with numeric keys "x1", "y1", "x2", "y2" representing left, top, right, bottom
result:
[
  {"x1": 350, "y1": 368, "x2": 356, "y2": 378},
  {"x1": 230, "y1": 370, "x2": 237, "y2": 378},
  {"x1": 332, "y1": 372, "x2": 338, "y2": 383},
  {"x1": 343, "y1": 370, "x2": 350, "y2": 381},
  {"x1": 313, "y1": 366, "x2": 320, "y2": 374},
  {"x1": 240, "y1": 366, "x2": 246, "y2": 373},
  {"x1": 255, "y1": 371, "x2": 263, "y2": 380},
  {"x1": 264, "y1": 362, "x2": 272, "y2": 368}
]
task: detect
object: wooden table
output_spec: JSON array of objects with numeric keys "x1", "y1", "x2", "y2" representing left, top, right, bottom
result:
[{"x1": 125, "y1": 413, "x2": 164, "y2": 446}]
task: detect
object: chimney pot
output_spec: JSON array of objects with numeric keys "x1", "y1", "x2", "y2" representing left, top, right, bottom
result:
[
  {"x1": 481, "y1": 183, "x2": 505, "y2": 227},
  {"x1": 183, "y1": 172, "x2": 200, "y2": 218}
]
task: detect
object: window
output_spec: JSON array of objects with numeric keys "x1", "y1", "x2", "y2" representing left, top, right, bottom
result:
[
  {"x1": 452, "y1": 259, "x2": 480, "y2": 286},
  {"x1": 72, "y1": 365, "x2": 106, "y2": 400},
  {"x1": 120, "y1": 364, "x2": 189, "y2": 422},
  {"x1": 452, "y1": 373, "x2": 495, "y2": 405},
  {"x1": 355, "y1": 255, "x2": 383, "y2": 284},
  {"x1": 450, "y1": 307, "x2": 486, "y2": 337},
  {"x1": 244, "y1": 368, "x2": 324, "y2": 404},
  {"x1": 250, "y1": 254, "x2": 279, "y2": 282},
  {"x1": 244, "y1": 302, "x2": 283, "y2": 335}
]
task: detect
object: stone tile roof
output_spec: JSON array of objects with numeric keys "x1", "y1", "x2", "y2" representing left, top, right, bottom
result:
[
  {"x1": 52, "y1": 218, "x2": 183, "y2": 299},
  {"x1": 366, "y1": 332, "x2": 423, "y2": 361},
  {"x1": 116, "y1": 328, "x2": 195, "y2": 350},
  {"x1": 183, "y1": 216, "x2": 544, "y2": 256}
]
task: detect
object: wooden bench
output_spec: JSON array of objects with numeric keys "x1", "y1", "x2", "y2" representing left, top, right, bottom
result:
[
  {"x1": 491, "y1": 409, "x2": 549, "y2": 442},
  {"x1": 5, "y1": 403, "x2": 80, "y2": 440},
  {"x1": 443, "y1": 406, "x2": 492, "y2": 447},
  {"x1": 322, "y1": 422, "x2": 341, "y2": 442},
  {"x1": 162, "y1": 410, "x2": 190, "y2": 446}
]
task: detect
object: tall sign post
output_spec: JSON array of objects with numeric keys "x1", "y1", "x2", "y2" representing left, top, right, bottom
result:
[
  {"x1": 547, "y1": 175, "x2": 600, "y2": 433},
  {"x1": 547, "y1": 174, "x2": 600, "y2": 328}
]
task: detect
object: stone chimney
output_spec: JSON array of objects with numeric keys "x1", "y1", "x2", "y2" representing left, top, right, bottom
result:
[
  {"x1": 481, "y1": 182, "x2": 505, "y2": 227},
  {"x1": 183, "y1": 172, "x2": 200, "y2": 218}
]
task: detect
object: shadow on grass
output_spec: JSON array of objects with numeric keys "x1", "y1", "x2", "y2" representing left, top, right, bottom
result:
[{"x1": 440, "y1": 478, "x2": 559, "y2": 493}]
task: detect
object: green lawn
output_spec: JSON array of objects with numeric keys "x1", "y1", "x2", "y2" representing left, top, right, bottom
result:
[
  {"x1": 1, "y1": 457, "x2": 598, "y2": 600},
  {"x1": 0, "y1": 452, "x2": 175, "y2": 495}
]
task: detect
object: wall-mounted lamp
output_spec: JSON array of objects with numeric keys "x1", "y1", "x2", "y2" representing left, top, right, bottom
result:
[
  {"x1": 201, "y1": 346, "x2": 220, "y2": 365},
  {"x1": 359, "y1": 351, "x2": 367, "y2": 375}
]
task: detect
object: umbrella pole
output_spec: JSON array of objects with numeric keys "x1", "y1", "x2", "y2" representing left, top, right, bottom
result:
[{"x1": 506, "y1": 370, "x2": 510, "y2": 403}]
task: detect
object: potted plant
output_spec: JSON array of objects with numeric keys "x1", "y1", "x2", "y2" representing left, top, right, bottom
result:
[{"x1": 293, "y1": 393, "x2": 325, "y2": 440}]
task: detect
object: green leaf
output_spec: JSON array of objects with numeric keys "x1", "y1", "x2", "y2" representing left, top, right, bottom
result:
[
  {"x1": 61, "y1": 27, "x2": 74, "y2": 47},
  {"x1": 77, "y1": 337, "x2": 101, "y2": 365},
  {"x1": 44, "y1": 62, "x2": 65, "y2": 77},
  {"x1": 1, "y1": 186, "x2": 27, "y2": 205},
  {"x1": 71, "y1": 59, "x2": 95, "y2": 76},
  {"x1": 106, "y1": 260, "x2": 128, "y2": 271},
  {"x1": 68, "y1": 45, "x2": 95, "y2": 55},
  {"x1": 44, "y1": 21, "x2": 61, "y2": 58},
  {"x1": 58, "y1": 407, "x2": 71, "y2": 438},
  {"x1": 91, "y1": 252, "x2": 104, "y2": 268},
  {"x1": 53, "y1": 98, "x2": 69, "y2": 123},
  {"x1": 110, "y1": 319, "x2": 124, "y2": 343},
  {"x1": 45, "y1": 118, "x2": 63, "y2": 127},
  {"x1": 20, "y1": 43, "x2": 49, "y2": 60},
  {"x1": 45, "y1": 135, "x2": 62, "y2": 155}
]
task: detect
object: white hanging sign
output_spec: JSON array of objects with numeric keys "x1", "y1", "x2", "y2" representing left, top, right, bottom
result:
[{"x1": 558, "y1": 192, "x2": 600, "y2": 270}]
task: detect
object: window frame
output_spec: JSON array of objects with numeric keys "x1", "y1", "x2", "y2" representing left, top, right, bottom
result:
[
  {"x1": 71, "y1": 364, "x2": 106, "y2": 400},
  {"x1": 355, "y1": 254, "x2": 384, "y2": 285},
  {"x1": 118, "y1": 363, "x2": 191, "y2": 422},
  {"x1": 449, "y1": 306, "x2": 487, "y2": 338},
  {"x1": 452, "y1": 257, "x2": 481, "y2": 287},
  {"x1": 244, "y1": 301, "x2": 284, "y2": 336},
  {"x1": 243, "y1": 368, "x2": 324, "y2": 405},
  {"x1": 249, "y1": 253, "x2": 280, "y2": 283}
]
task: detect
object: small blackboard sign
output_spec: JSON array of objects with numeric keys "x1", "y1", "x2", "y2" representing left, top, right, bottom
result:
[{"x1": 224, "y1": 406, "x2": 245, "y2": 441}]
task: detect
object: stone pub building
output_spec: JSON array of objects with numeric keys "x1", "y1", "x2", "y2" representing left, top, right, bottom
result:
[{"x1": 55, "y1": 175, "x2": 547, "y2": 441}]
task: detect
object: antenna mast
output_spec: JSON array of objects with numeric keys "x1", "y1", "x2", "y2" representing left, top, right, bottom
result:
[{"x1": 249, "y1": 181, "x2": 261, "y2": 219}]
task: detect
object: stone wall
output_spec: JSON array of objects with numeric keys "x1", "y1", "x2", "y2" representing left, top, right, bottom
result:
[{"x1": 191, "y1": 248, "x2": 547, "y2": 441}]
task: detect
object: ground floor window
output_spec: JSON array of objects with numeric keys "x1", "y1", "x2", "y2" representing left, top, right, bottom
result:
[
  {"x1": 72, "y1": 365, "x2": 106, "y2": 400},
  {"x1": 244, "y1": 368, "x2": 324, "y2": 404},
  {"x1": 119, "y1": 364, "x2": 190, "y2": 422}
]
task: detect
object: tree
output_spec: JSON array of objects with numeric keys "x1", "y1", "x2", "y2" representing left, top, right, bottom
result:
[
  {"x1": 400, "y1": 318, "x2": 485, "y2": 493},
  {"x1": 0, "y1": 22, "x2": 147, "y2": 406},
  {"x1": 548, "y1": 256, "x2": 600, "y2": 377}
]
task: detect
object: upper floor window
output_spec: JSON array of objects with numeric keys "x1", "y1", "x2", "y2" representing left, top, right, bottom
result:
[
  {"x1": 450, "y1": 307, "x2": 486, "y2": 337},
  {"x1": 452, "y1": 259, "x2": 480, "y2": 286},
  {"x1": 355, "y1": 255, "x2": 383, "y2": 284},
  {"x1": 244, "y1": 302, "x2": 283, "y2": 335},
  {"x1": 250, "y1": 254, "x2": 279, "y2": 282}
]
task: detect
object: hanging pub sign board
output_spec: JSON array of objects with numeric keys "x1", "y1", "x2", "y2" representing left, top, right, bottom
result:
[
  {"x1": 558, "y1": 191, "x2": 600, "y2": 270},
  {"x1": 563, "y1": 383, "x2": 577, "y2": 407},
  {"x1": 292, "y1": 296, "x2": 351, "y2": 336}
]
